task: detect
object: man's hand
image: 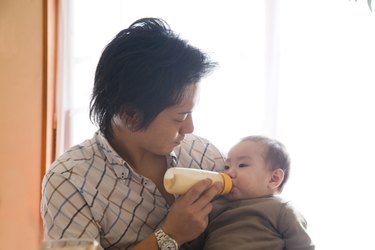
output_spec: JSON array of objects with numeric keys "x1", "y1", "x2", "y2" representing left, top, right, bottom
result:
[{"x1": 162, "y1": 179, "x2": 223, "y2": 245}]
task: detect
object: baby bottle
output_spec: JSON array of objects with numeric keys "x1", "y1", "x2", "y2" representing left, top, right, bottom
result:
[{"x1": 163, "y1": 167, "x2": 232, "y2": 195}]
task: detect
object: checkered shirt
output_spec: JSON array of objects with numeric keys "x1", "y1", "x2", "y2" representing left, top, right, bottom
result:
[{"x1": 40, "y1": 132, "x2": 225, "y2": 250}]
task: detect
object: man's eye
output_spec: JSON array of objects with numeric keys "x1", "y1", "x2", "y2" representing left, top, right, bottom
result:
[
  {"x1": 239, "y1": 164, "x2": 248, "y2": 168},
  {"x1": 174, "y1": 113, "x2": 189, "y2": 123},
  {"x1": 174, "y1": 117, "x2": 187, "y2": 123}
]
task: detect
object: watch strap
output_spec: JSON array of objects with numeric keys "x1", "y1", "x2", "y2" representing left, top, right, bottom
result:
[{"x1": 154, "y1": 227, "x2": 178, "y2": 249}]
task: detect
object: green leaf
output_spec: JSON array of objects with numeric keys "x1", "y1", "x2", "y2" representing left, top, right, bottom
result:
[{"x1": 368, "y1": 0, "x2": 373, "y2": 11}]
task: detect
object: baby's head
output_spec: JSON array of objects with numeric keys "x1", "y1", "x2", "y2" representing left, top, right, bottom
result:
[{"x1": 224, "y1": 135, "x2": 290, "y2": 201}]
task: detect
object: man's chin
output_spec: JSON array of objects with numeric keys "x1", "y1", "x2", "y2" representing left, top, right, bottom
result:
[
  {"x1": 172, "y1": 142, "x2": 181, "y2": 150},
  {"x1": 164, "y1": 144, "x2": 178, "y2": 154}
]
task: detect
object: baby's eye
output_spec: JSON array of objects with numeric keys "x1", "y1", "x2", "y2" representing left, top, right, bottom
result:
[
  {"x1": 239, "y1": 163, "x2": 249, "y2": 168},
  {"x1": 223, "y1": 165, "x2": 230, "y2": 170}
]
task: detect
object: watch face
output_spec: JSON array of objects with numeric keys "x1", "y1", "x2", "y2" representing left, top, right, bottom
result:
[{"x1": 160, "y1": 239, "x2": 178, "y2": 250}]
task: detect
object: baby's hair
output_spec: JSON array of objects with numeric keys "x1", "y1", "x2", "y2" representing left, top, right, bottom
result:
[{"x1": 241, "y1": 135, "x2": 290, "y2": 192}]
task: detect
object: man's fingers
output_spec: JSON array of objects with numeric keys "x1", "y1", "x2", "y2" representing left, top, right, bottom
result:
[
  {"x1": 179, "y1": 180, "x2": 222, "y2": 208},
  {"x1": 192, "y1": 182, "x2": 222, "y2": 208},
  {"x1": 180, "y1": 179, "x2": 213, "y2": 205}
]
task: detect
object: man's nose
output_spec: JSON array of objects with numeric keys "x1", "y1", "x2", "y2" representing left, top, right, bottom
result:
[{"x1": 180, "y1": 114, "x2": 194, "y2": 134}]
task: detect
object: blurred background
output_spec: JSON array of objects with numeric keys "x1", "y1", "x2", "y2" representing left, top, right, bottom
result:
[{"x1": 1, "y1": 0, "x2": 374, "y2": 249}]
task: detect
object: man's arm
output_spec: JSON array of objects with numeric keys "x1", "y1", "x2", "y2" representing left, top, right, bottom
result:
[
  {"x1": 177, "y1": 134, "x2": 226, "y2": 172},
  {"x1": 41, "y1": 172, "x2": 103, "y2": 248}
]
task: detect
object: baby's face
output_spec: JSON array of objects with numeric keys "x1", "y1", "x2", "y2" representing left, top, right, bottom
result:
[{"x1": 224, "y1": 140, "x2": 274, "y2": 201}]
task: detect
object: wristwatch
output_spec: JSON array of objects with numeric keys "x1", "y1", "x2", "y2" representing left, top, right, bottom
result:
[{"x1": 154, "y1": 228, "x2": 179, "y2": 250}]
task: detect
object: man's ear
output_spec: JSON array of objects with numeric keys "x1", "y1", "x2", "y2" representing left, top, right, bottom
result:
[
  {"x1": 120, "y1": 106, "x2": 142, "y2": 131},
  {"x1": 268, "y1": 168, "x2": 285, "y2": 191}
]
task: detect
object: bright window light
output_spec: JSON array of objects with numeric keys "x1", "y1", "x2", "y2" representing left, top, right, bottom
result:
[{"x1": 56, "y1": 1, "x2": 375, "y2": 249}]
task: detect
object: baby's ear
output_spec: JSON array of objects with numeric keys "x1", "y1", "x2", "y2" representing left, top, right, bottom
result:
[{"x1": 268, "y1": 168, "x2": 285, "y2": 191}]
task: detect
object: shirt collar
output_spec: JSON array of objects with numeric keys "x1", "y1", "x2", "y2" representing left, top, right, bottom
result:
[{"x1": 95, "y1": 131, "x2": 178, "y2": 179}]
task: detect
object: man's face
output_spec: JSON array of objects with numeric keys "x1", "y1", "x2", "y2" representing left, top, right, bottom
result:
[{"x1": 133, "y1": 84, "x2": 198, "y2": 156}]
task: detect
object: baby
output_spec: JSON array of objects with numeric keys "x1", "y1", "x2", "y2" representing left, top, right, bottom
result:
[{"x1": 186, "y1": 135, "x2": 314, "y2": 250}]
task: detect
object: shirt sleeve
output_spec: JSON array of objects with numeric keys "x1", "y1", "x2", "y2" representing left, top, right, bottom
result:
[
  {"x1": 40, "y1": 171, "x2": 104, "y2": 249},
  {"x1": 278, "y1": 202, "x2": 315, "y2": 250},
  {"x1": 176, "y1": 134, "x2": 226, "y2": 172}
]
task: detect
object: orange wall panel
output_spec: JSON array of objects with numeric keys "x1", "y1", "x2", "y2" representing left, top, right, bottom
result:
[{"x1": 0, "y1": 0, "x2": 45, "y2": 250}]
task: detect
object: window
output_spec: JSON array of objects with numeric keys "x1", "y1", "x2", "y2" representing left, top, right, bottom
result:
[
  {"x1": 56, "y1": 0, "x2": 269, "y2": 154},
  {"x1": 56, "y1": 1, "x2": 375, "y2": 249}
]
